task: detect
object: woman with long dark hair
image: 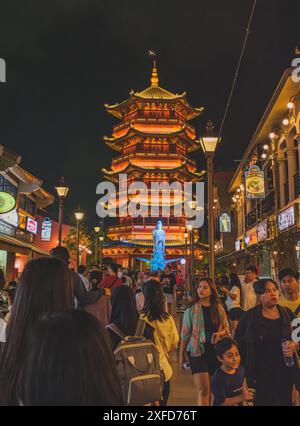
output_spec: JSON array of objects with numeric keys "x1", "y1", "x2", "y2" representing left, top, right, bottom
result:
[
  {"x1": 0, "y1": 257, "x2": 74, "y2": 405},
  {"x1": 221, "y1": 273, "x2": 243, "y2": 336},
  {"x1": 107, "y1": 285, "x2": 141, "y2": 350},
  {"x1": 21, "y1": 310, "x2": 123, "y2": 405},
  {"x1": 180, "y1": 277, "x2": 230, "y2": 406},
  {"x1": 141, "y1": 279, "x2": 179, "y2": 406}
]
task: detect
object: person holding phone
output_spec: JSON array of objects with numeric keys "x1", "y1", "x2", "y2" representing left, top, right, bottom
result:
[{"x1": 179, "y1": 277, "x2": 230, "y2": 406}]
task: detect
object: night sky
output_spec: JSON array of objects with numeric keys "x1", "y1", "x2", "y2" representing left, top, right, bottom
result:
[{"x1": 0, "y1": 0, "x2": 299, "y2": 228}]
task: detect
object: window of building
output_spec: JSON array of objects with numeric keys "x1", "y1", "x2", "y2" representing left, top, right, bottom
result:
[
  {"x1": 18, "y1": 194, "x2": 26, "y2": 211},
  {"x1": 0, "y1": 176, "x2": 5, "y2": 192},
  {"x1": 27, "y1": 198, "x2": 35, "y2": 216}
]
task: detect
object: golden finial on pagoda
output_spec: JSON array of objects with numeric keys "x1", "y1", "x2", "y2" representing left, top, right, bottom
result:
[
  {"x1": 151, "y1": 60, "x2": 159, "y2": 86},
  {"x1": 149, "y1": 50, "x2": 159, "y2": 86}
]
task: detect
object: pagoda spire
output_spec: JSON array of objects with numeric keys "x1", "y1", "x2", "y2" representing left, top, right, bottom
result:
[{"x1": 151, "y1": 59, "x2": 159, "y2": 86}]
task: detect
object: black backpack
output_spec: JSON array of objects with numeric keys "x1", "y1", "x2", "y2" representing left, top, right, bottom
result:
[{"x1": 106, "y1": 320, "x2": 164, "y2": 406}]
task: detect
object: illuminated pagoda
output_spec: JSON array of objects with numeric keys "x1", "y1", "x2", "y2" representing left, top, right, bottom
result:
[{"x1": 102, "y1": 61, "x2": 205, "y2": 269}]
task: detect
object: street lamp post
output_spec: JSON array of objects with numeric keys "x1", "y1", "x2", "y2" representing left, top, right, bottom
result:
[
  {"x1": 94, "y1": 226, "x2": 101, "y2": 265},
  {"x1": 184, "y1": 229, "x2": 189, "y2": 287},
  {"x1": 99, "y1": 235, "x2": 104, "y2": 271},
  {"x1": 200, "y1": 121, "x2": 221, "y2": 280},
  {"x1": 74, "y1": 210, "x2": 84, "y2": 272},
  {"x1": 55, "y1": 177, "x2": 69, "y2": 246},
  {"x1": 187, "y1": 224, "x2": 193, "y2": 288}
]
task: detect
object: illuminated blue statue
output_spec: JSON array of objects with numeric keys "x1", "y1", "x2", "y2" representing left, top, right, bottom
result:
[{"x1": 137, "y1": 220, "x2": 181, "y2": 271}]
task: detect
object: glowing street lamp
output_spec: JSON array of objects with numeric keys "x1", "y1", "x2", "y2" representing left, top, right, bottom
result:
[
  {"x1": 200, "y1": 121, "x2": 221, "y2": 279},
  {"x1": 94, "y1": 226, "x2": 101, "y2": 265},
  {"x1": 55, "y1": 176, "x2": 69, "y2": 246},
  {"x1": 74, "y1": 209, "x2": 84, "y2": 271}
]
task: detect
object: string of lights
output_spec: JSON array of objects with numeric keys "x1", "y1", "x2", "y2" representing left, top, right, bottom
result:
[{"x1": 218, "y1": 0, "x2": 257, "y2": 139}]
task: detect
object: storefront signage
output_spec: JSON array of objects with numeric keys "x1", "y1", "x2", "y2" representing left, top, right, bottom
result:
[
  {"x1": 26, "y1": 217, "x2": 38, "y2": 235},
  {"x1": 278, "y1": 206, "x2": 295, "y2": 231},
  {"x1": 245, "y1": 228, "x2": 258, "y2": 247},
  {"x1": 257, "y1": 220, "x2": 268, "y2": 242},
  {"x1": 219, "y1": 213, "x2": 231, "y2": 233},
  {"x1": 41, "y1": 217, "x2": 52, "y2": 241},
  {"x1": 0, "y1": 221, "x2": 15, "y2": 237},
  {"x1": 0, "y1": 208, "x2": 19, "y2": 227},
  {"x1": 0, "y1": 192, "x2": 16, "y2": 214},
  {"x1": 245, "y1": 165, "x2": 265, "y2": 199},
  {"x1": 18, "y1": 212, "x2": 27, "y2": 229},
  {"x1": 235, "y1": 240, "x2": 241, "y2": 251}
]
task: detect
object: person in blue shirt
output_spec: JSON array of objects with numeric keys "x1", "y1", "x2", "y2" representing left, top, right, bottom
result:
[{"x1": 212, "y1": 337, "x2": 254, "y2": 406}]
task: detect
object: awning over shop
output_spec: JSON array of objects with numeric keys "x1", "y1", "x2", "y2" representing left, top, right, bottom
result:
[{"x1": 0, "y1": 233, "x2": 49, "y2": 256}]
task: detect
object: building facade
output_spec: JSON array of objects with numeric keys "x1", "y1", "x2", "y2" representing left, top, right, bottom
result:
[
  {"x1": 102, "y1": 62, "x2": 206, "y2": 269},
  {"x1": 0, "y1": 146, "x2": 54, "y2": 280},
  {"x1": 216, "y1": 66, "x2": 300, "y2": 278}
]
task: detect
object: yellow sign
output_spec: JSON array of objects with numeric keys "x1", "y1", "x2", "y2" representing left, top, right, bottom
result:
[
  {"x1": 245, "y1": 165, "x2": 265, "y2": 199},
  {"x1": 0, "y1": 192, "x2": 16, "y2": 214}
]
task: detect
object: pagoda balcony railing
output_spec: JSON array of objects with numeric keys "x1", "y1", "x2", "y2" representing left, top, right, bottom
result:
[
  {"x1": 118, "y1": 217, "x2": 187, "y2": 227},
  {"x1": 112, "y1": 117, "x2": 196, "y2": 137},
  {"x1": 112, "y1": 121, "x2": 131, "y2": 136}
]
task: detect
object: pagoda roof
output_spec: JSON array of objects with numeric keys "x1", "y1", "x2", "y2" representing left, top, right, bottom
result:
[
  {"x1": 105, "y1": 62, "x2": 203, "y2": 120},
  {"x1": 102, "y1": 160, "x2": 205, "y2": 182},
  {"x1": 103, "y1": 125, "x2": 201, "y2": 152},
  {"x1": 133, "y1": 85, "x2": 185, "y2": 100}
]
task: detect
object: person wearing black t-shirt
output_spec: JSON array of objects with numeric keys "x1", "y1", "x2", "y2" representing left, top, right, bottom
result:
[
  {"x1": 160, "y1": 265, "x2": 177, "y2": 314},
  {"x1": 236, "y1": 278, "x2": 300, "y2": 406},
  {"x1": 212, "y1": 337, "x2": 254, "y2": 406}
]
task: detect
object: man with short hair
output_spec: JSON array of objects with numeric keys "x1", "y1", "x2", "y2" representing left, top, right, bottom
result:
[
  {"x1": 160, "y1": 265, "x2": 177, "y2": 314},
  {"x1": 50, "y1": 246, "x2": 103, "y2": 308},
  {"x1": 241, "y1": 265, "x2": 258, "y2": 311},
  {"x1": 77, "y1": 264, "x2": 90, "y2": 291},
  {"x1": 278, "y1": 268, "x2": 300, "y2": 317}
]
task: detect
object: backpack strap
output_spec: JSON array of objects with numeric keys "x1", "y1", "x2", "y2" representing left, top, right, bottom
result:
[
  {"x1": 295, "y1": 304, "x2": 300, "y2": 317},
  {"x1": 106, "y1": 323, "x2": 126, "y2": 339},
  {"x1": 107, "y1": 276, "x2": 119, "y2": 290},
  {"x1": 135, "y1": 318, "x2": 146, "y2": 337}
]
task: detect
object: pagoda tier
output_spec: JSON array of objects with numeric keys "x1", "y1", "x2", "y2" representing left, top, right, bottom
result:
[
  {"x1": 105, "y1": 62, "x2": 203, "y2": 122},
  {"x1": 103, "y1": 126, "x2": 200, "y2": 153},
  {"x1": 101, "y1": 61, "x2": 204, "y2": 269}
]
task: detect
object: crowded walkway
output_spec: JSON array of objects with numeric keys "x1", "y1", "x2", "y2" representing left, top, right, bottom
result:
[{"x1": 0, "y1": 252, "x2": 300, "y2": 406}]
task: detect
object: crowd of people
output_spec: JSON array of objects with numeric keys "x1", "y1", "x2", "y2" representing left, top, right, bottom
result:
[{"x1": 0, "y1": 253, "x2": 299, "y2": 406}]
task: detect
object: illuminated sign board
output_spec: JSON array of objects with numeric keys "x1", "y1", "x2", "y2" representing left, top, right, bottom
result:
[
  {"x1": 278, "y1": 206, "x2": 295, "y2": 231},
  {"x1": 245, "y1": 165, "x2": 265, "y2": 199},
  {"x1": 219, "y1": 213, "x2": 231, "y2": 233},
  {"x1": 235, "y1": 240, "x2": 241, "y2": 251},
  {"x1": 0, "y1": 208, "x2": 19, "y2": 227},
  {"x1": 245, "y1": 228, "x2": 258, "y2": 247},
  {"x1": 18, "y1": 212, "x2": 27, "y2": 229},
  {"x1": 257, "y1": 220, "x2": 268, "y2": 242},
  {"x1": 26, "y1": 217, "x2": 38, "y2": 235},
  {"x1": 0, "y1": 192, "x2": 16, "y2": 214},
  {"x1": 41, "y1": 217, "x2": 52, "y2": 241}
]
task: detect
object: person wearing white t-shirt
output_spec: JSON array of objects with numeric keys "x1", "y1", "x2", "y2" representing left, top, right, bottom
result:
[
  {"x1": 241, "y1": 266, "x2": 258, "y2": 311},
  {"x1": 0, "y1": 317, "x2": 6, "y2": 342},
  {"x1": 221, "y1": 273, "x2": 243, "y2": 336}
]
